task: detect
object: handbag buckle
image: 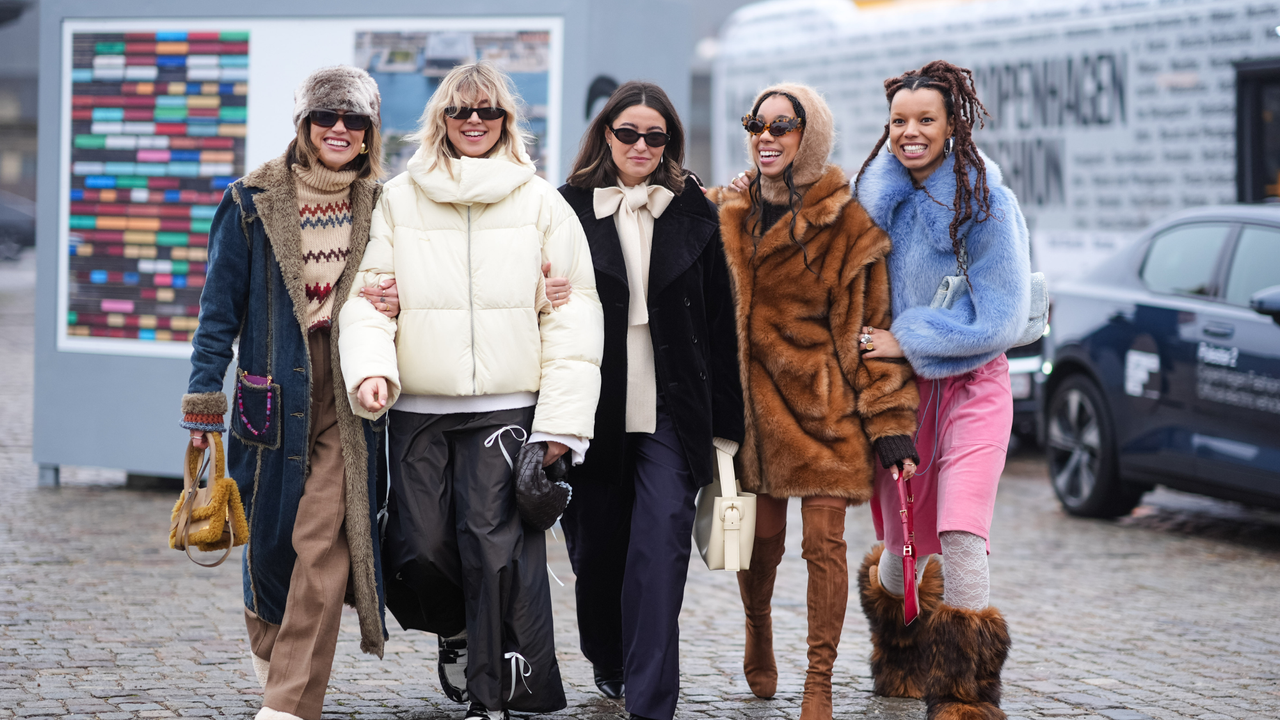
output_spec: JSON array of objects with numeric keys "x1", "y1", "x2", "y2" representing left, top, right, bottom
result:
[
  {"x1": 902, "y1": 544, "x2": 913, "y2": 557},
  {"x1": 721, "y1": 503, "x2": 742, "y2": 530}
]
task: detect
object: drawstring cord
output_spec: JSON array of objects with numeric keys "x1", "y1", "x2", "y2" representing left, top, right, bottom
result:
[
  {"x1": 504, "y1": 651, "x2": 533, "y2": 701},
  {"x1": 912, "y1": 379, "x2": 943, "y2": 476},
  {"x1": 485, "y1": 424, "x2": 568, "y2": 587},
  {"x1": 484, "y1": 425, "x2": 530, "y2": 469}
]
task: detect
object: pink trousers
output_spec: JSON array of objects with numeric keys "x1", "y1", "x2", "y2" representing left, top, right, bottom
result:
[{"x1": 871, "y1": 354, "x2": 1012, "y2": 557}]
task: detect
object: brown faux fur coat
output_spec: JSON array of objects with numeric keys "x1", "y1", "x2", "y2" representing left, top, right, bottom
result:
[{"x1": 715, "y1": 164, "x2": 919, "y2": 502}]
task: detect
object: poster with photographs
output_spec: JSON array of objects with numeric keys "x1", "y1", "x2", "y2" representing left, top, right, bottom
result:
[{"x1": 355, "y1": 29, "x2": 553, "y2": 177}]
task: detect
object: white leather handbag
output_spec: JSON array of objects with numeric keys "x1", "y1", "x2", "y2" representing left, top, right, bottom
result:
[{"x1": 693, "y1": 447, "x2": 757, "y2": 571}]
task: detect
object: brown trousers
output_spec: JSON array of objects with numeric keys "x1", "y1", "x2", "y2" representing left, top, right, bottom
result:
[{"x1": 245, "y1": 329, "x2": 350, "y2": 720}]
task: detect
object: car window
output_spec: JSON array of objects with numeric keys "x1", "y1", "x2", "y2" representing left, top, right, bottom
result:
[
  {"x1": 1140, "y1": 223, "x2": 1232, "y2": 297},
  {"x1": 1224, "y1": 224, "x2": 1280, "y2": 307}
]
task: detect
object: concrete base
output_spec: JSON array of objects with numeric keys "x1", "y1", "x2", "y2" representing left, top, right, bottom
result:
[{"x1": 125, "y1": 474, "x2": 184, "y2": 492}]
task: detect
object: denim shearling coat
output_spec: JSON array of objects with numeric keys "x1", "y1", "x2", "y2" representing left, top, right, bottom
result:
[{"x1": 181, "y1": 155, "x2": 387, "y2": 657}]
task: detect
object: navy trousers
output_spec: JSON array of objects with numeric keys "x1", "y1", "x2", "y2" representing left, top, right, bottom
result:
[{"x1": 561, "y1": 409, "x2": 699, "y2": 720}]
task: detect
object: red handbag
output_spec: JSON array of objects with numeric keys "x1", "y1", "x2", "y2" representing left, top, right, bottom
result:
[{"x1": 894, "y1": 470, "x2": 921, "y2": 625}]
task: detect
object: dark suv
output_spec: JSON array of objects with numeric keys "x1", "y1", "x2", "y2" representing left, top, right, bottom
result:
[{"x1": 1042, "y1": 206, "x2": 1280, "y2": 517}]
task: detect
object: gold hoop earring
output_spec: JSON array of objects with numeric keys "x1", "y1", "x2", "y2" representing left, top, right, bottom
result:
[{"x1": 359, "y1": 142, "x2": 368, "y2": 155}]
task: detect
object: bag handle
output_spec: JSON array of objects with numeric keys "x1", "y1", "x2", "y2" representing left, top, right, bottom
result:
[
  {"x1": 715, "y1": 447, "x2": 738, "y2": 499},
  {"x1": 714, "y1": 447, "x2": 746, "y2": 571},
  {"x1": 178, "y1": 433, "x2": 235, "y2": 568}
]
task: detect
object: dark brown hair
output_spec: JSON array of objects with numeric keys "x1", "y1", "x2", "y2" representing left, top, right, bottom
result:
[
  {"x1": 568, "y1": 80, "x2": 685, "y2": 194},
  {"x1": 855, "y1": 60, "x2": 992, "y2": 280},
  {"x1": 287, "y1": 117, "x2": 383, "y2": 180}
]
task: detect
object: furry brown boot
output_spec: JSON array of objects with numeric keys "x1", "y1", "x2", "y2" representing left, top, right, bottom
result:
[
  {"x1": 737, "y1": 528, "x2": 786, "y2": 698},
  {"x1": 798, "y1": 504, "x2": 847, "y2": 720},
  {"x1": 857, "y1": 543, "x2": 944, "y2": 698},
  {"x1": 922, "y1": 604, "x2": 1011, "y2": 720}
]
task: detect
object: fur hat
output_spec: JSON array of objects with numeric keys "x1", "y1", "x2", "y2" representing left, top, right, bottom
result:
[
  {"x1": 746, "y1": 82, "x2": 835, "y2": 204},
  {"x1": 292, "y1": 65, "x2": 381, "y2": 130}
]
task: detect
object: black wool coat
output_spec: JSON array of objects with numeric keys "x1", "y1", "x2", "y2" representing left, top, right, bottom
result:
[{"x1": 559, "y1": 179, "x2": 744, "y2": 487}]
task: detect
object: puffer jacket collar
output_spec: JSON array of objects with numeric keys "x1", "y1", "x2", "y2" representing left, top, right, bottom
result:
[{"x1": 407, "y1": 145, "x2": 536, "y2": 206}]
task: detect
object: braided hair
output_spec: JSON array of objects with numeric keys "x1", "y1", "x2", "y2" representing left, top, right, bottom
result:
[
  {"x1": 855, "y1": 60, "x2": 992, "y2": 281},
  {"x1": 746, "y1": 91, "x2": 813, "y2": 274}
]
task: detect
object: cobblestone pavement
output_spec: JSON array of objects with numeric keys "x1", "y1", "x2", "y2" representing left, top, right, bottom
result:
[{"x1": 2, "y1": 248, "x2": 1279, "y2": 720}]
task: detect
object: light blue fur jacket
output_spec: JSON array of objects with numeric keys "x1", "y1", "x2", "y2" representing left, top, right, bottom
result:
[{"x1": 855, "y1": 150, "x2": 1030, "y2": 380}]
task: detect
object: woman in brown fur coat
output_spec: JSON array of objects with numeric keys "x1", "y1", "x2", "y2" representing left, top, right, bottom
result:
[{"x1": 709, "y1": 83, "x2": 920, "y2": 720}]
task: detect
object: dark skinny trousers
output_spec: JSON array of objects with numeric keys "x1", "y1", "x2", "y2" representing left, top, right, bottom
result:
[{"x1": 561, "y1": 409, "x2": 698, "y2": 720}]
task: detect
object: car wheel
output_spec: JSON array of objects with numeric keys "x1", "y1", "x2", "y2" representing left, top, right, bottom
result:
[{"x1": 1045, "y1": 374, "x2": 1144, "y2": 518}]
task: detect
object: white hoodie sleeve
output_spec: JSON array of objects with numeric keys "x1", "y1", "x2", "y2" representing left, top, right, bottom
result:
[
  {"x1": 531, "y1": 188, "x2": 604, "y2": 440},
  {"x1": 337, "y1": 191, "x2": 402, "y2": 420}
]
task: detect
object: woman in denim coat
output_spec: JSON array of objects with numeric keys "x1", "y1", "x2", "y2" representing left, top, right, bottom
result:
[{"x1": 179, "y1": 66, "x2": 397, "y2": 720}]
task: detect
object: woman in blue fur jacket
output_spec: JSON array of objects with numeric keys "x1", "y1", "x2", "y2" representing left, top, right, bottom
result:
[{"x1": 852, "y1": 61, "x2": 1029, "y2": 720}]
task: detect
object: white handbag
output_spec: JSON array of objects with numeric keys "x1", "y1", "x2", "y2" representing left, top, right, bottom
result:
[
  {"x1": 693, "y1": 448, "x2": 757, "y2": 571},
  {"x1": 929, "y1": 243, "x2": 1048, "y2": 347}
]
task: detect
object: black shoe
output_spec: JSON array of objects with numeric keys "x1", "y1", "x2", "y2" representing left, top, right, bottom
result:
[
  {"x1": 464, "y1": 702, "x2": 508, "y2": 720},
  {"x1": 628, "y1": 715, "x2": 656, "y2": 720},
  {"x1": 593, "y1": 664, "x2": 624, "y2": 699},
  {"x1": 438, "y1": 632, "x2": 468, "y2": 704}
]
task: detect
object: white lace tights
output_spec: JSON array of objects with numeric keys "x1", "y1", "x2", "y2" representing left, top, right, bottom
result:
[{"x1": 877, "y1": 530, "x2": 990, "y2": 610}]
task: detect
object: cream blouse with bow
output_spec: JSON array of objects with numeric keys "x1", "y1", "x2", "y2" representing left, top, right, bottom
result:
[{"x1": 593, "y1": 181, "x2": 674, "y2": 434}]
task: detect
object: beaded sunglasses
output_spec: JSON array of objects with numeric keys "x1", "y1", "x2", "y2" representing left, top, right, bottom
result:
[{"x1": 742, "y1": 114, "x2": 804, "y2": 137}]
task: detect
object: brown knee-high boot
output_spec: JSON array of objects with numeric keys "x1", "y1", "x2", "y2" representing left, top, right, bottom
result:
[
  {"x1": 799, "y1": 504, "x2": 847, "y2": 720},
  {"x1": 737, "y1": 528, "x2": 786, "y2": 698},
  {"x1": 857, "y1": 543, "x2": 944, "y2": 698},
  {"x1": 922, "y1": 604, "x2": 1011, "y2": 720}
]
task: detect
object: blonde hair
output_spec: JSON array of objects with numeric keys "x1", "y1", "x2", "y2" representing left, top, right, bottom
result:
[
  {"x1": 288, "y1": 119, "x2": 383, "y2": 180},
  {"x1": 415, "y1": 62, "x2": 533, "y2": 173}
]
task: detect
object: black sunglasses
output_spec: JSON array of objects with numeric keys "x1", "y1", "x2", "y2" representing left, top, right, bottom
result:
[
  {"x1": 609, "y1": 126, "x2": 671, "y2": 147},
  {"x1": 309, "y1": 109, "x2": 372, "y2": 131},
  {"x1": 742, "y1": 115, "x2": 804, "y2": 137},
  {"x1": 445, "y1": 106, "x2": 508, "y2": 121}
]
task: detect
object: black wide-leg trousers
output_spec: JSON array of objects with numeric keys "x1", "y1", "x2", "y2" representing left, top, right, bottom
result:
[
  {"x1": 382, "y1": 406, "x2": 565, "y2": 713},
  {"x1": 561, "y1": 409, "x2": 699, "y2": 720}
]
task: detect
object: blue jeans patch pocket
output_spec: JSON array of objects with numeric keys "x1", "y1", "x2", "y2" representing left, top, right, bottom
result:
[{"x1": 232, "y1": 369, "x2": 281, "y2": 450}]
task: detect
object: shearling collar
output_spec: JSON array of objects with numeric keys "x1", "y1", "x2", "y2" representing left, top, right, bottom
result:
[
  {"x1": 719, "y1": 163, "x2": 851, "y2": 261},
  {"x1": 407, "y1": 146, "x2": 536, "y2": 206}
]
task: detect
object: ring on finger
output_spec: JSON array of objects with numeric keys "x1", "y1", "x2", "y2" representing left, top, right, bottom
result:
[
  {"x1": 865, "y1": 342, "x2": 874, "y2": 351},
  {"x1": 859, "y1": 333, "x2": 871, "y2": 345}
]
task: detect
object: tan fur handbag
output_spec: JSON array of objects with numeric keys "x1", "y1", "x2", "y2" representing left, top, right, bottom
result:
[
  {"x1": 169, "y1": 432, "x2": 249, "y2": 567},
  {"x1": 693, "y1": 448, "x2": 757, "y2": 571}
]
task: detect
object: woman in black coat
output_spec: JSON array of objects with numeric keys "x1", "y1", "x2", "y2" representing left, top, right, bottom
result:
[{"x1": 557, "y1": 81, "x2": 743, "y2": 720}]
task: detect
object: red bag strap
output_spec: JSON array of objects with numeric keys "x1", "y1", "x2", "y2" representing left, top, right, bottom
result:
[{"x1": 895, "y1": 472, "x2": 920, "y2": 625}]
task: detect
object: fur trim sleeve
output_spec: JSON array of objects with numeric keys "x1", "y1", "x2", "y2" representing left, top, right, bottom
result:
[
  {"x1": 827, "y1": 209, "x2": 919, "y2": 445},
  {"x1": 180, "y1": 392, "x2": 227, "y2": 432}
]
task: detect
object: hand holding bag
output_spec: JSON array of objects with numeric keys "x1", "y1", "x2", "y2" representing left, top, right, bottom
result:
[
  {"x1": 168, "y1": 432, "x2": 249, "y2": 567},
  {"x1": 512, "y1": 441, "x2": 572, "y2": 532},
  {"x1": 693, "y1": 447, "x2": 757, "y2": 571}
]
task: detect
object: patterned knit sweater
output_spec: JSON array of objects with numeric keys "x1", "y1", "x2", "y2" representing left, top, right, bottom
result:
[{"x1": 294, "y1": 162, "x2": 357, "y2": 331}]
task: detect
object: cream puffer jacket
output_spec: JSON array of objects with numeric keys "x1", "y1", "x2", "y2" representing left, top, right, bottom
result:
[{"x1": 337, "y1": 146, "x2": 604, "y2": 439}]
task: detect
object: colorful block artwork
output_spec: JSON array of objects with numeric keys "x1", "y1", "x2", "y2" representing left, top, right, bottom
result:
[{"x1": 66, "y1": 31, "x2": 248, "y2": 343}]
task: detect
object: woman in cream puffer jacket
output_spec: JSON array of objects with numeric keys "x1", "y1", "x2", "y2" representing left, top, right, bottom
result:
[{"x1": 337, "y1": 63, "x2": 602, "y2": 720}]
